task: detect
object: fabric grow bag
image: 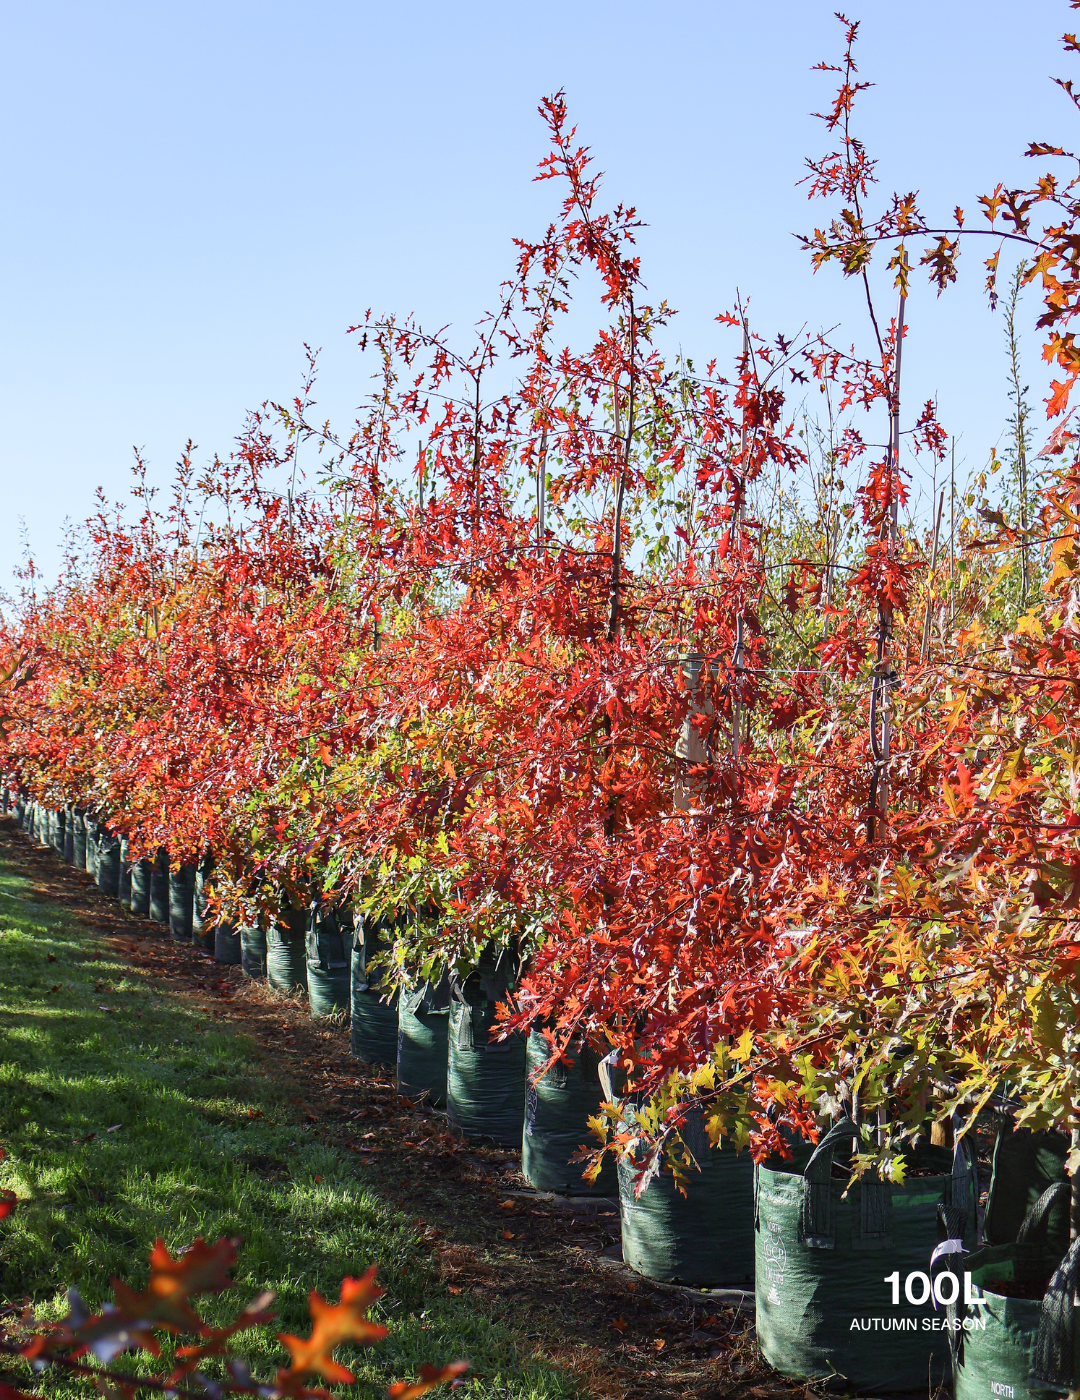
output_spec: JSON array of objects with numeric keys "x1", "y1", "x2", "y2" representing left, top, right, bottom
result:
[
  {"x1": 50, "y1": 808, "x2": 65, "y2": 855},
  {"x1": 984, "y1": 1122, "x2": 1069, "y2": 1254},
  {"x1": 754, "y1": 1117, "x2": 978, "y2": 1393},
  {"x1": 130, "y1": 858, "x2": 151, "y2": 917},
  {"x1": 267, "y1": 903, "x2": 308, "y2": 995},
  {"x1": 192, "y1": 856, "x2": 217, "y2": 953},
  {"x1": 95, "y1": 832, "x2": 121, "y2": 899},
  {"x1": 148, "y1": 850, "x2": 169, "y2": 924},
  {"x1": 118, "y1": 838, "x2": 132, "y2": 905},
  {"x1": 447, "y1": 997, "x2": 526, "y2": 1147},
  {"x1": 952, "y1": 1182, "x2": 1073, "y2": 1400},
  {"x1": 85, "y1": 818, "x2": 100, "y2": 876},
  {"x1": 63, "y1": 808, "x2": 75, "y2": 865},
  {"x1": 72, "y1": 811, "x2": 86, "y2": 869},
  {"x1": 397, "y1": 979, "x2": 451, "y2": 1106},
  {"x1": 240, "y1": 926, "x2": 267, "y2": 980},
  {"x1": 523, "y1": 1029, "x2": 615, "y2": 1197},
  {"x1": 618, "y1": 1102, "x2": 753, "y2": 1284},
  {"x1": 306, "y1": 907, "x2": 351, "y2": 1018},
  {"x1": 349, "y1": 918, "x2": 398, "y2": 1067},
  {"x1": 214, "y1": 920, "x2": 241, "y2": 965},
  {"x1": 169, "y1": 865, "x2": 196, "y2": 942}
]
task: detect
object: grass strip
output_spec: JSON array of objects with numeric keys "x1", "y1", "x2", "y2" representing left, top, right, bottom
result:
[{"x1": 0, "y1": 856, "x2": 577, "y2": 1400}]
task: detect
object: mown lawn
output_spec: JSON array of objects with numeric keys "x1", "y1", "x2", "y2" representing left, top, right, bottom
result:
[{"x1": 0, "y1": 855, "x2": 578, "y2": 1400}]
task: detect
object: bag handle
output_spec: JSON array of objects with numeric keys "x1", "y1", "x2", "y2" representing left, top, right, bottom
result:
[
  {"x1": 802, "y1": 1117, "x2": 861, "y2": 1247},
  {"x1": 1033, "y1": 1233, "x2": 1080, "y2": 1390},
  {"x1": 598, "y1": 1048, "x2": 619, "y2": 1103},
  {"x1": 1017, "y1": 1181, "x2": 1071, "y2": 1246}
]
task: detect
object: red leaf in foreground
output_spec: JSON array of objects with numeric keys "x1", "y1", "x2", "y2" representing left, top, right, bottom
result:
[
  {"x1": 387, "y1": 1360, "x2": 471, "y2": 1399},
  {"x1": 277, "y1": 1267, "x2": 388, "y2": 1390}
]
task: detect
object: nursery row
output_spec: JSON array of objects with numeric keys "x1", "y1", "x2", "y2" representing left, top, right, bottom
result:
[
  {"x1": 6, "y1": 21, "x2": 1080, "y2": 1395},
  {"x1": 9, "y1": 792, "x2": 1080, "y2": 1400}
]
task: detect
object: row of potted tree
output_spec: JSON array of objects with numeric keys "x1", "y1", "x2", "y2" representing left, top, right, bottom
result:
[{"x1": 5, "y1": 16, "x2": 1080, "y2": 1391}]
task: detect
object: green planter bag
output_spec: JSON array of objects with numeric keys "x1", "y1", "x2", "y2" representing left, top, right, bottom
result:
[
  {"x1": 984, "y1": 1123, "x2": 1069, "y2": 1253},
  {"x1": 214, "y1": 920, "x2": 241, "y2": 965},
  {"x1": 169, "y1": 865, "x2": 196, "y2": 942},
  {"x1": 952, "y1": 1182, "x2": 1074, "y2": 1400},
  {"x1": 240, "y1": 926, "x2": 267, "y2": 980},
  {"x1": 85, "y1": 818, "x2": 101, "y2": 877},
  {"x1": 130, "y1": 857, "x2": 152, "y2": 917},
  {"x1": 447, "y1": 976, "x2": 526, "y2": 1147},
  {"x1": 307, "y1": 907, "x2": 351, "y2": 1018},
  {"x1": 118, "y1": 837, "x2": 132, "y2": 905},
  {"x1": 397, "y1": 978, "x2": 451, "y2": 1106},
  {"x1": 72, "y1": 811, "x2": 87, "y2": 870},
  {"x1": 267, "y1": 902, "x2": 308, "y2": 995},
  {"x1": 618, "y1": 1102, "x2": 753, "y2": 1284},
  {"x1": 96, "y1": 831, "x2": 121, "y2": 898},
  {"x1": 63, "y1": 807, "x2": 75, "y2": 865},
  {"x1": 754, "y1": 1116, "x2": 978, "y2": 1393},
  {"x1": 148, "y1": 850, "x2": 169, "y2": 924},
  {"x1": 192, "y1": 855, "x2": 217, "y2": 953},
  {"x1": 350, "y1": 920, "x2": 398, "y2": 1067},
  {"x1": 523, "y1": 1029, "x2": 615, "y2": 1197},
  {"x1": 51, "y1": 808, "x2": 65, "y2": 856}
]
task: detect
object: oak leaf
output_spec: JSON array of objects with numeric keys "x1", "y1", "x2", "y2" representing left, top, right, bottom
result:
[
  {"x1": 276, "y1": 1267, "x2": 388, "y2": 1389},
  {"x1": 387, "y1": 1360, "x2": 470, "y2": 1399}
]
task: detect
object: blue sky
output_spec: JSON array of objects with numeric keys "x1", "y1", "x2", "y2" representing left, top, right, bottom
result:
[{"x1": 1, "y1": 0, "x2": 1073, "y2": 584}]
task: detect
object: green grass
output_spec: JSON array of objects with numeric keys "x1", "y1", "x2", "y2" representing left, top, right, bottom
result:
[{"x1": 0, "y1": 858, "x2": 578, "y2": 1400}]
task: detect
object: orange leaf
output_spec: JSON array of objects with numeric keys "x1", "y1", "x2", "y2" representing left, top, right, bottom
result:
[
  {"x1": 148, "y1": 1236, "x2": 239, "y2": 1296},
  {"x1": 108, "y1": 1238, "x2": 239, "y2": 1336},
  {"x1": 277, "y1": 1267, "x2": 388, "y2": 1388},
  {"x1": 387, "y1": 1360, "x2": 470, "y2": 1400}
]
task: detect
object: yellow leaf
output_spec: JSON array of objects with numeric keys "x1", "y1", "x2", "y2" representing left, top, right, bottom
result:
[{"x1": 731, "y1": 1026, "x2": 754, "y2": 1063}]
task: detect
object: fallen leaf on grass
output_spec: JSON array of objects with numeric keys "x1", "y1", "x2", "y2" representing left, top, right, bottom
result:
[
  {"x1": 47, "y1": 953, "x2": 56, "y2": 962},
  {"x1": 0, "y1": 1190, "x2": 17, "y2": 1220},
  {"x1": 611, "y1": 1317, "x2": 627, "y2": 1332},
  {"x1": 653, "y1": 1338, "x2": 666, "y2": 1351},
  {"x1": 497, "y1": 1199, "x2": 516, "y2": 1210},
  {"x1": 447, "y1": 1285, "x2": 461, "y2": 1296},
  {"x1": 499, "y1": 1229, "x2": 514, "y2": 1240},
  {"x1": 107, "y1": 1124, "x2": 122, "y2": 1133}
]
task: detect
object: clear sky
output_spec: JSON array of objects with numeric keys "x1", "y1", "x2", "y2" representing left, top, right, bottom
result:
[{"x1": 1, "y1": 0, "x2": 1072, "y2": 585}]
